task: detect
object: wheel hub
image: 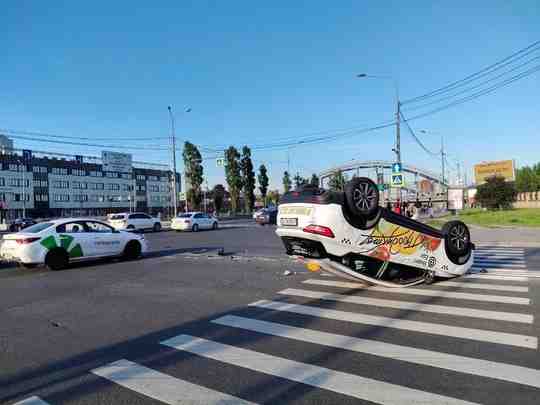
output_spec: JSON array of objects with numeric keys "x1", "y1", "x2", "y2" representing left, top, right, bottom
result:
[
  {"x1": 450, "y1": 224, "x2": 468, "y2": 251},
  {"x1": 353, "y1": 183, "x2": 376, "y2": 210}
]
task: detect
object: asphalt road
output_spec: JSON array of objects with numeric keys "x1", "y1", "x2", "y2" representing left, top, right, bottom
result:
[{"x1": 1, "y1": 220, "x2": 539, "y2": 404}]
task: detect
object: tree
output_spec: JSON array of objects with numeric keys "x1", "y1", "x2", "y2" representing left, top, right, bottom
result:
[
  {"x1": 182, "y1": 142, "x2": 204, "y2": 210},
  {"x1": 283, "y1": 171, "x2": 292, "y2": 193},
  {"x1": 224, "y1": 146, "x2": 243, "y2": 213},
  {"x1": 258, "y1": 164, "x2": 269, "y2": 205},
  {"x1": 241, "y1": 146, "x2": 256, "y2": 212},
  {"x1": 476, "y1": 176, "x2": 516, "y2": 209},
  {"x1": 267, "y1": 190, "x2": 280, "y2": 205},
  {"x1": 515, "y1": 166, "x2": 539, "y2": 192},
  {"x1": 212, "y1": 184, "x2": 225, "y2": 213},
  {"x1": 328, "y1": 170, "x2": 347, "y2": 191},
  {"x1": 310, "y1": 173, "x2": 320, "y2": 187}
]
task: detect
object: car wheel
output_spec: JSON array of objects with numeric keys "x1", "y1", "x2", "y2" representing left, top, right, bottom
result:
[
  {"x1": 212, "y1": 222, "x2": 218, "y2": 230},
  {"x1": 45, "y1": 249, "x2": 69, "y2": 271},
  {"x1": 123, "y1": 240, "x2": 142, "y2": 260},
  {"x1": 442, "y1": 220, "x2": 471, "y2": 260},
  {"x1": 345, "y1": 177, "x2": 380, "y2": 219},
  {"x1": 21, "y1": 263, "x2": 38, "y2": 269},
  {"x1": 127, "y1": 225, "x2": 135, "y2": 230},
  {"x1": 153, "y1": 223, "x2": 162, "y2": 232},
  {"x1": 192, "y1": 224, "x2": 199, "y2": 232}
]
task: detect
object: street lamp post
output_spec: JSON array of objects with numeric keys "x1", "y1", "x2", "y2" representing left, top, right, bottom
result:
[
  {"x1": 167, "y1": 106, "x2": 178, "y2": 218},
  {"x1": 356, "y1": 74, "x2": 400, "y2": 163}
]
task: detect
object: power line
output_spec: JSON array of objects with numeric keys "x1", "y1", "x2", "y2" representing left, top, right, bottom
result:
[
  {"x1": 402, "y1": 55, "x2": 540, "y2": 112},
  {"x1": 5, "y1": 134, "x2": 170, "y2": 151},
  {"x1": 399, "y1": 111, "x2": 439, "y2": 158},
  {"x1": 0, "y1": 128, "x2": 170, "y2": 142},
  {"x1": 404, "y1": 63, "x2": 540, "y2": 121},
  {"x1": 402, "y1": 39, "x2": 540, "y2": 105}
]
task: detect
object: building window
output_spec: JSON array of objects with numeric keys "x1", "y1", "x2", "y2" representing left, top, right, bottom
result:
[
  {"x1": 52, "y1": 167, "x2": 68, "y2": 175},
  {"x1": 8, "y1": 178, "x2": 30, "y2": 187},
  {"x1": 148, "y1": 175, "x2": 158, "y2": 181},
  {"x1": 136, "y1": 174, "x2": 146, "y2": 181},
  {"x1": 9, "y1": 164, "x2": 26, "y2": 172},
  {"x1": 33, "y1": 180, "x2": 47, "y2": 187},
  {"x1": 73, "y1": 194, "x2": 88, "y2": 202},
  {"x1": 33, "y1": 166, "x2": 48, "y2": 173},
  {"x1": 149, "y1": 185, "x2": 159, "y2": 192},
  {"x1": 72, "y1": 181, "x2": 88, "y2": 189},
  {"x1": 137, "y1": 185, "x2": 146, "y2": 191},
  {"x1": 53, "y1": 194, "x2": 70, "y2": 202},
  {"x1": 35, "y1": 194, "x2": 49, "y2": 202},
  {"x1": 71, "y1": 168, "x2": 86, "y2": 176},
  {"x1": 89, "y1": 170, "x2": 102, "y2": 177},
  {"x1": 121, "y1": 173, "x2": 131, "y2": 179},
  {"x1": 106, "y1": 183, "x2": 120, "y2": 191},
  {"x1": 105, "y1": 172, "x2": 118, "y2": 178},
  {"x1": 0, "y1": 178, "x2": 4, "y2": 186},
  {"x1": 52, "y1": 180, "x2": 69, "y2": 189},
  {"x1": 122, "y1": 184, "x2": 132, "y2": 191}
]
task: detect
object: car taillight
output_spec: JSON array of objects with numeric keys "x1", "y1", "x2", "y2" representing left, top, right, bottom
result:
[
  {"x1": 16, "y1": 237, "x2": 41, "y2": 245},
  {"x1": 303, "y1": 225, "x2": 335, "y2": 238},
  {"x1": 184, "y1": 220, "x2": 191, "y2": 224}
]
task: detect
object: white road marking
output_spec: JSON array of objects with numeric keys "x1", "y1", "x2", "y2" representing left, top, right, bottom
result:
[
  {"x1": 248, "y1": 300, "x2": 538, "y2": 349},
  {"x1": 92, "y1": 359, "x2": 255, "y2": 405},
  {"x1": 463, "y1": 274, "x2": 529, "y2": 281},
  {"x1": 473, "y1": 261, "x2": 526, "y2": 268},
  {"x1": 162, "y1": 334, "x2": 481, "y2": 405},
  {"x1": 470, "y1": 266, "x2": 528, "y2": 272},
  {"x1": 278, "y1": 288, "x2": 533, "y2": 324},
  {"x1": 213, "y1": 315, "x2": 540, "y2": 389},
  {"x1": 303, "y1": 279, "x2": 530, "y2": 305},
  {"x1": 432, "y1": 280, "x2": 528, "y2": 292},
  {"x1": 12, "y1": 398, "x2": 51, "y2": 405}
]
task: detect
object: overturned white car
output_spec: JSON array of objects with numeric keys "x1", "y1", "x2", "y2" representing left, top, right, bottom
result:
[{"x1": 276, "y1": 178, "x2": 474, "y2": 287}]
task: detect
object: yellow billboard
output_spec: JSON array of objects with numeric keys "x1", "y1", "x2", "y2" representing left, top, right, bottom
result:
[{"x1": 474, "y1": 160, "x2": 515, "y2": 184}]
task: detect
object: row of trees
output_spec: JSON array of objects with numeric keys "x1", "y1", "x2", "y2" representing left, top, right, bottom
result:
[
  {"x1": 183, "y1": 142, "x2": 273, "y2": 213},
  {"x1": 282, "y1": 170, "x2": 348, "y2": 192},
  {"x1": 515, "y1": 163, "x2": 540, "y2": 192}
]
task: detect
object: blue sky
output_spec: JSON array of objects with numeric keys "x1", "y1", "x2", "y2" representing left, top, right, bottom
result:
[{"x1": 2, "y1": 1, "x2": 539, "y2": 190}]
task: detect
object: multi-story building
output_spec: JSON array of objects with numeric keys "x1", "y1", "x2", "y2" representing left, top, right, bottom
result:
[{"x1": 0, "y1": 146, "x2": 180, "y2": 219}]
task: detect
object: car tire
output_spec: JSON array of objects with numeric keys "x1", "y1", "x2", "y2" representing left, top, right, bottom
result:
[
  {"x1": 123, "y1": 240, "x2": 142, "y2": 260},
  {"x1": 192, "y1": 224, "x2": 199, "y2": 232},
  {"x1": 153, "y1": 223, "x2": 162, "y2": 232},
  {"x1": 127, "y1": 225, "x2": 135, "y2": 231},
  {"x1": 21, "y1": 263, "x2": 38, "y2": 269},
  {"x1": 45, "y1": 249, "x2": 69, "y2": 271},
  {"x1": 345, "y1": 177, "x2": 380, "y2": 219},
  {"x1": 442, "y1": 220, "x2": 472, "y2": 263},
  {"x1": 212, "y1": 222, "x2": 218, "y2": 230}
]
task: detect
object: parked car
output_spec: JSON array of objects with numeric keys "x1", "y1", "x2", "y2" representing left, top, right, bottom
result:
[
  {"x1": 8, "y1": 218, "x2": 37, "y2": 233},
  {"x1": 171, "y1": 212, "x2": 218, "y2": 232},
  {"x1": 276, "y1": 178, "x2": 474, "y2": 287},
  {"x1": 107, "y1": 212, "x2": 162, "y2": 232},
  {"x1": 255, "y1": 207, "x2": 278, "y2": 225},
  {"x1": 0, "y1": 218, "x2": 148, "y2": 270}
]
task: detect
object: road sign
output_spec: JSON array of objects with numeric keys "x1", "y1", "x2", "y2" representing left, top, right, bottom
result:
[
  {"x1": 392, "y1": 162, "x2": 402, "y2": 173},
  {"x1": 216, "y1": 158, "x2": 225, "y2": 167},
  {"x1": 391, "y1": 174, "x2": 404, "y2": 187},
  {"x1": 377, "y1": 183, "x2": 389, "y2": 191},
  {"x1": 179, "y1": 192, "x2": 186, "y2": 200}
]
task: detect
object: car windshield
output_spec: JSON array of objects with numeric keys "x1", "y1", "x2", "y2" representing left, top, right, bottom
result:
[
  {"x1": 20, "y1": 222, "x2": 54, "y2": 233},
  {"x1": 109, "y1": 215, "x2": 126, "y2": 220}
]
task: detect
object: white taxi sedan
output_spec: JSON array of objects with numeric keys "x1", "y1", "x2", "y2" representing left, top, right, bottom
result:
[
  {"x1": 171, "y1": 212, "x2": 219, "y2": 232},
  {"x1": 0, "y1": 218, "x2": 148, "y2": 270}
]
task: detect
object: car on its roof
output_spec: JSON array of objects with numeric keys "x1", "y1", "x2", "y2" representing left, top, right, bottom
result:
[
  {"x1": 0, "y1": 218, "x2": 148, "y2": 270},
  {"x1": 276, "y1": 179, "x2": 474, "y2": 287}
]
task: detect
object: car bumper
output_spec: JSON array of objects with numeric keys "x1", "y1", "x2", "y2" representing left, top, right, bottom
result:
[{"x1": 171, "y1": 222, "x2": 191, "y2": 230}]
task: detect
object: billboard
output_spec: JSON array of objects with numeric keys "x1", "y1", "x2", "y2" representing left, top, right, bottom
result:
[
  {"x1": 474, "y1": 160, "x2": 515, "y2": 184},
  {"x1": 448, "y1": 188, "x2": 464, "y2": 210},
  {"x1": 102, "y1": 151, "x2": 132, "y2": 173}
]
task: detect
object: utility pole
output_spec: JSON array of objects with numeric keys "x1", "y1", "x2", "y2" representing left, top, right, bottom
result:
[
  {"x1": 456, "y1": 161, "x2": 461, "y2": 186},
  {"x1": 395, "y1": 98, "x2": 401, "y2": 164},
  {"x1": 167, "y1": 106, "x2": 178, "y2": 218},
  {"x1": 440, "y1": 135, "x2": 446, "y2": 185}
]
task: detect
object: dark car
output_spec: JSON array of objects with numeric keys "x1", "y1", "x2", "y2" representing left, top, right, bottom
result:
[
  {"x1": 9, "y1": 218, "x2": 37, "y2": 232},
  {"x1": 255, "y1": 207, "x2": 278, "y2": 225}
]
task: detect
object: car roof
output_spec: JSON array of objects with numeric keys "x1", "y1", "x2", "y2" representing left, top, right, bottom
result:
[{"x1": 47, "y1": 218, "x2": 109, "y2": 225}]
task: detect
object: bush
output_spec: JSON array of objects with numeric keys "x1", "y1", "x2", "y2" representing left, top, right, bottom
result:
[{"x1": 476, "y1": 176, "x2": 516, "y2": 210}]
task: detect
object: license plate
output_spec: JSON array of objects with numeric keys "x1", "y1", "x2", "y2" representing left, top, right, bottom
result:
[{"x1": 280, "y1": 217, "x2": 298, "y2": 226}]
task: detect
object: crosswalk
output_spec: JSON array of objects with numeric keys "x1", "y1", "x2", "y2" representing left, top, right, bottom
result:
[{"x1": 12, "y1": 246, "x2": 539, "y2": 404}]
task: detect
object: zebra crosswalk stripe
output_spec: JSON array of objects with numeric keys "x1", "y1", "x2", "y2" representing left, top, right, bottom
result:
[
  {"x1": 12, "y1": 397, "x2": 50, "y2": 405},
  {"x1": 248, "y1": 300, "x2": 538, "y2": 349},
  {"x1": 92, "y1": 359, "x2": 256, "y2": 405},
  {"x1": 161, "y1": 334, "x2": 481, "y2": 405},
  {"x1": 278, "y1": 288, "x2": 533, "y2": 324},
  {"x1": 463, "y1": 274, "x2": 529, "y2": 281},
  {"x1": 427, "y1": 280, "x2": 528, "y2": 292},
  {"x1": 212, "y1": 315, "x2": 540, "y2": 389},
  {"x1": 303, "y1": 279, "x2": 530, "y2": 305}
]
